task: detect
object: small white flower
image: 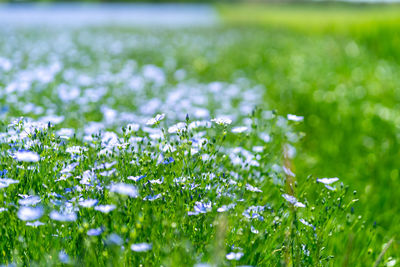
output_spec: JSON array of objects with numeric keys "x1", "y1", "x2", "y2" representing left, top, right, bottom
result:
[
  {"x1": 299, "y1": 218, "x2": 315, "y2": 230},
  {"x1": 50, "y1": 210, "x2": 77, "y2": 222},
  {"x1": 94, "y1": 204, "x2": 116, "y2": 213},
  {"x1": 211, "y1": 117, "x2": 232, "y2": 126},
  {"x1": 283, "y1": 166, "x2": 296, "y2": 177},
  {"x1": 78, "y1": 198, "x2": 98, "y2": 208},
  {"x1": 17, "y1": 206, "x2": 44, "y2": 221},
  {"x1": 251, "y1": 225, "x2": 259, "y2": 234},
  {"x1": 0, "y1": 178, "x2": 19, "y2": 189},
  {"x1": 106, "y1": 233, "x2": 123, "y2": 245},
  {"x1": 316, "y1": 177, "x2": 339, "y2": 185},
  {"x1": 282, "y1": 194, "x2": 306, "y2": 208},
  {"x1": 87, "y1": 227, "x2": 103, "y2": 236},
  {"x1": 66, "y1": 146, "x2": 88, "y2": 154},
  {"x1": 246, "y1": 184, "x2": 262, "y2": 193},
  {"x1": 146, "y1": 114, "x2": 165, "y2": 125},
  {"x1": 59, "y1": 250, "x2": 70, "y2": 264},
  {"x1": 18, "y1": 195, "x2": 41, "y2": 206},
  {"x1": 131, "y1": 243, "x2": 152, "y2": 252},
  {"x1": 109, "y1": 183, "x2": 138, "y2": 198},
  {"x1": 217, "y1": 203, "x2": 236, "y2": 213},
  {"x1": 26, "y1": 221, "x2": 45, "y2": 227},
  {"x1": 14, "y1": 151, "x2": 39, "y2": 162},
  {"x1": 226, "y1": 252, "x2": 244, "y2": 260},
  {"x1": 168, "y1": 122, "x2": 186, "y2": 133},
  {"x1": 287, "y1": 114, "x2": 304, "y2": 122},
  {"x1": 231, "y1": 126, "x2": 248, "y2": 133}
]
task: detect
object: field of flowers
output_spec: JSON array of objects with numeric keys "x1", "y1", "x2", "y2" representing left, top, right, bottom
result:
[{"x1": 0, "y1": 4, "x2": 399, "y2": 266}]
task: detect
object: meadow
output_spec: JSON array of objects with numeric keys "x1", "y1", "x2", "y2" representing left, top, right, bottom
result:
[{"x1": 0, "y1": 3, "x2": 399, "y2": 266}]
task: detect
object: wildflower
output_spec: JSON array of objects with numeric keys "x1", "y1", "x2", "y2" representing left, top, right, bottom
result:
[
  {"x1": 56, "y1": 128, "x2": 74, "y2": 138},
  {"x1": 211, "y1": 117, "x2": 232, "y2": 126},
  {"x1": 316, "y1": 177, "x2": 339, "y2": 184},
  {"x1": 26, "y1": 221, "x2": 45, "y2": 227},
  {"x1": 130, "y1": 243, "x2": 152, "y2": 252},
  {"x1": 226, "y1": 252, "x2": 244, "y2": 260},
  {"x1": 17, "y1": 206, "x2": 44, "y2": 221},
  {"x1": 128, "y1": 174, "x2": 146, "y2": 182},
  {"x1": 283, "y1": 166, "x2": 296, "y2": 177},
  {"x1": 146, "y1": 113, "x2": 165, "y2": 125},
  {"x1": 161, "y1": 157, "x2": 174, "y2": 165},
  {"x1": 109, "y1": 183, "x2": 138, "y2": 198},
  {"x1": 231, "y1": 126, "x2": 248, "y2": 133},
  {"x1": 282, "y1": 194, "x2": 306, "y2": 208},
  {"x1": 299, "y1": 218, "x2": 316, "y2": 230},
  {"x1": 242, "y1": 206, "x2": 264, "y2": 221},
  {"x1": 287, "y1": 114, "x2": 304, "y2": 122},
  {"x1": 94, "y1": 204, "x2": 116, "y2": 213},
  {"x1": 193, "y1": 201, "x2": 212, "y2": 214},
  {"x1": 217, "y1": 203, "x2": 236, "y2": 213},
  {"x1": 87, "y1": 227, "x2": 103, "y2": 236},
  {"x1": 50, "y1": 210, "x2": 77, "y2": 222},
  {"x1": 78, "y1": 198, "x2": 98, "y2": 208},
  {"x1": 106, "y1": 233, "x2": 123, "y2": 246},
  {"x1": 259, "y1": 132, "x2": 271, "y2": 143},
  {"x1": 66, "y1": 146, "x2": 88, "y2": 154},
  {"x1": 14, "y1": 151, "x2": 39, "y2": 162},
  {"x1": 168, "y1": 122, "x2": 186, "y2": 133},
  {"x1": 18, "y1": 195, "x2": 41, "y2": 206},
  {"x1": 0, "y1": 178, "x2": 19, "y2": 188},
  {"x1": 251, "y1": 225, "x2": 259, "y2": 234},
  {"x1": 143, "y1": 194, "x2": 161, "y2": 201},
  {"x1": 59, "y1": 250, "x2": 70, "y2": 264},
  {"x1": 246, "y1": 184, "x2": 262, "y2": 193}
]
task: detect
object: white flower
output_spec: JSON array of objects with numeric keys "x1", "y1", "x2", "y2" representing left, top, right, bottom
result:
[
  {"x1": 226, "y1": 252, "x2": 243, "y2": 260},
  {"x1": 168, "y1": 122, "x2": 186, "y2": 133},
  {"x1": 94, "y1": 204, "x2": 116, "y2": 213},
  {"x1": 87, "y1": 227, "x2": 103, "y2": 236},
  {"x1": 282, "y1": 194, "x2": 306, "y2": 208},
  {"x1": 66, "y1": 146, "x2": 88, "y2": 154},
  {"x1": 299, "y1": 218, "x2": 315, "y2": 230},
  {"x1": 14, "y1": 151, "x2": 39, "y2": 162},
  {"x1": 50, "y1": 210, "x2": 77, "y2": 222},
  {"x1": 131, "y1": 243, "x2": 152, "y2": 252},
  {"x1": 316, "y1": 177, "x2": 339, "y2": 185},
  {"x1": 287, "y1": 114, "x2": 304, "y2": 122},
  {"x1": 217, "y1": 203, "x2": 236, "y2": 213},
  {"x1": 283, "y1": 166, "x2": 296, "y2": 177},
  {"x1": 26, "y1": 221, "x2": 45, "y2": 227},
  {"x1": 109, "y1": 183, "x2": 138, "y2": 198},
  {"x1": 211, "y1": 117, "x2": 232, "y2": 126},
  {"x1": 231, "y1": 126, "x2": 247, "y2": 133},
  {"x1": 18, "y1": 195, "x2": 41, "y2": 206},
  {"x1": 59, "y1": 250, "x2": 70, "y2": 264},
  {"x1": 0, "y1": 178, "x2": 19, "y2": 188},
  {"x1": 106, "y1": 233, "x2": 123, "y2": 245},
  {"x1": 246, "y1": 184, "x2": 262, "y2": 193},
  {"x1": 78, "y1": 198, "x2": 98, "y2": 208},
  {"x1": 17, "y1": 206, "x2": 44, "y2": 221},
  {"x1": 146, "y1": 114, "x2": 165, "y2": 125}
]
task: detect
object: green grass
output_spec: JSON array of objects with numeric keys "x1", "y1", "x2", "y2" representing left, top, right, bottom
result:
[{"x1": 0, "y1": 3, "x2": 399, "y2": 266}]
